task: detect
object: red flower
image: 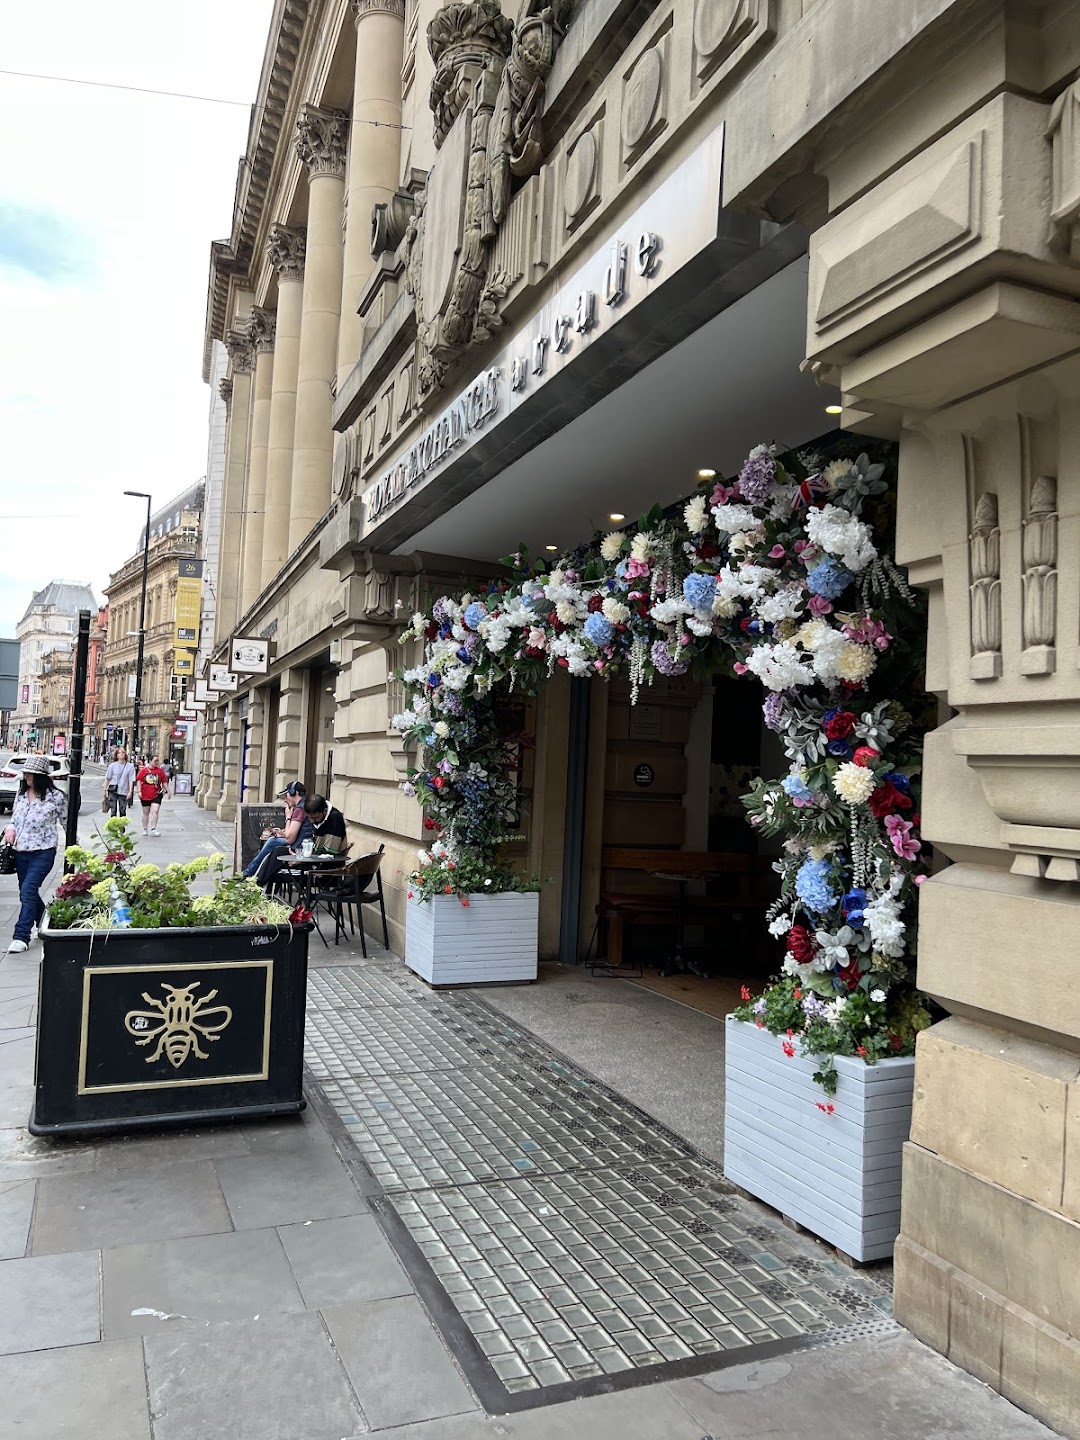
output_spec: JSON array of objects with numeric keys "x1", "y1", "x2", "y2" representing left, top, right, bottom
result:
[
  {"x1": 407, "y1": 891, "x2": 414, "y2": 900},
  {"x1": 786, "y1": 925, "x2": 815, "y2": 965},
  {"x1": 838, "y1": 958, "x2": 862, "y2": 990},
  {"x1": 824, "y1": 711, "x2": 856, "y2": 741},
  {"x1": 856, "y1": 1044, "x2": 868, "y2": 1058},
  {"x1": 461, "y1": 897, "x2": 471, "y2": 907},
  {"x1": 556, "y1": 657, "x2": 569, "y2": 668},
  {"x1": 105, "y1": 849, "x2": 128, "y2": 864},
  {"x1": 852, "y1": 746, "x2": 880, "y2": 768},
  {"x1": 432, "y1": 776, "x2": 445, "y2": 790},
  {"x1": 740, "y1": 985, "x2": 752, "y2": 1002},
  {"x1": 785, "y1": 1028, "x2": 795, "y2": 1037},
  {"x1": 755, "y1": 1019, "x2": 764, "y2": 1029},
  {"x1": 423, "y1": 818, "x2": 438, "y2": 830},
  {"x1": 587, "y1": 595, "x2": 604, "y2": 612},
  {"x1": 888, "y1": 1032, "x2": 904, "y2": 1051},
  {"x1": 793, "y1": 987, "x2": 802, "y2": 1000},
  {"x1": 816, "y1": 1102, "x2": 835, "y2": 1115},
  {"x1": 782, "y1": 1039, "x2": 796, "y2": 1058},
  {"x1": 446, "y1": 861, "x2": 455, "y2": 869},
  {"x1": 869, "y1": 780, "x2": 913, "y2": 818},
  {"x1": 444, "y1": 884, "x2": 453, "y2": 894},
  {"x1": 288, "y1": 905, "x2": 314, "y2": 925}
]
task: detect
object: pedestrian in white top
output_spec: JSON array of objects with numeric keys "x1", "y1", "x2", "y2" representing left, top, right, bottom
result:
[
  {"x1": 5, "y1": 755, "x2": 67, "y2": 953},
  {"x1": 103, "y1": 747, "x2": 135, "y2": 817}
]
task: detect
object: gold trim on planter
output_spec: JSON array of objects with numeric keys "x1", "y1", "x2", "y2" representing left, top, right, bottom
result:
[{"x1": 77, "y1": 960, "x2": 274, "y2": 1095}]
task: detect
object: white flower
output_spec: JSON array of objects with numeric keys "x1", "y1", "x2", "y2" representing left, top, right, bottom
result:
[
  {"x1": 630, "y1": 531, "x2": 653, "y2": 563},
  {"x1": 745, "y1": 641, "x2": 814, "y2": 692},
  {"x1": 555, "y1": 600, "x2": 579, "y2": 625},
  {"x1": 870, "y1": 988, "x2": 886, "y2": 1003},
  {"x1": 815, "y1": 925, "x2": 856, "y2": 967},
  {"x1": 826, "y1": 996, "x2": 849, "y2": 1028},
  {"x1": 834, "y1": 642, "x2": 876, "y2": 684},
  {"x1": 710, "y1": 502, "x2": 759, "y2": 535},
  {"x1": 600, "y1": 532, "x2": 624, "y2": 562},
  {"x1": 526, "y1": 627, "x2": 547, "y2": 650},
  {"x1": 768, "y1": 913, "x2": 793, "y2": 937},
  {"x1": 410, "y1": 611, "x2": 427, "y2": 637},
  {"x1": 650, "y1": 598, "x2": 690, "y2": 625},
  {"x1": 602, "y1": 597, "x2": 630, "y2": 624},
  {"x1": 441, "y1": 665, "x2": 471, "y2": 691},
  {"x1": 684, "y1": 495, "x2": 708, "y2": 533},
  {"x1": 686, "y1": 614, "x2": 713, "y2": 637},
  {"x1": 480, "y1": 614, "x2": 511, "y2": 653},
  {"x1": 832, "y1": 762, "x2": 876, "y2": 805},
  {"x1": 416, "y1": 849, "x2": 432, "y2": 866},
  {"x1": 805, "y1": 503, "x2": 877, "y2": 572},
  {"x1": 864, "y1": 889, "x2": 906, "y2": 957},
  {"x1": 757, "y1": 589, "x2": 804, "y2": 624},
  {"x1": 433, "y1": 721, "x2": 450, "y2": 739}
]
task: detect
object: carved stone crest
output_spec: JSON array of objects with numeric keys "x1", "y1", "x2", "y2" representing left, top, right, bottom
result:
[{"x1": 403, "y1": 0, "x2": 573, "y2": 395}]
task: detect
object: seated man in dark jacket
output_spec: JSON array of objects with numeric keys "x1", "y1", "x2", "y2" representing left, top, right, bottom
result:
[{"x1": 304, "y1": 794, "x2": 347, "y2": 854}]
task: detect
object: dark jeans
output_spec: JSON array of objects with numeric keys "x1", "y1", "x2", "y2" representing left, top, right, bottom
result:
[
  {"x1": 14, "y1": 847, "x2": 56, "y2": 942},
  {"x1": 108, "y1": 788, "x2": 129, "y2": 817},
  {"x1": 243, "y1": 835, "x2": 288, "y2": 880}
]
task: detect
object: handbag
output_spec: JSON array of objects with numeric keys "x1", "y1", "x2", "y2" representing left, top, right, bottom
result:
[
  {"x1": 101, "y1": 796, "x2": 111, "y2": 814},
  {"x1": 0, "y1": 841, "x2": 16, "y2": 877}
]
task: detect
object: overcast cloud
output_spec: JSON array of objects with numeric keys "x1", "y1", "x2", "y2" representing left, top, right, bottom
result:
[{"x1": 0, "y1": 1, "x2": 273, "y2": 633}]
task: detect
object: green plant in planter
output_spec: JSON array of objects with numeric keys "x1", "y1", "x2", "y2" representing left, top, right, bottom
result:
[
  {"x1": 406, "y1": 846, "x2": 541, "y2": 904},
  {"x1": 50, "y1": 819, "x2": 294, "y2": 930}
]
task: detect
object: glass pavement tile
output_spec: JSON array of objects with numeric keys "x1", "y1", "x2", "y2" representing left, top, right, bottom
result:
[{"x1": 307, "y1": 962, "x2": 898, "y2": 1396}]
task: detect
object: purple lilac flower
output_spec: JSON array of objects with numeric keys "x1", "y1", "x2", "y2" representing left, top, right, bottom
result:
[
  {"x1": 432, "y1": 597, "x2": 451, "y2": 624},
  {"x1": 441, "y1": 691, "x2": 464, "y2": 715},
  {"x1": 738, "y1": 449, "x2": 776, "y2": 506},
  {"x1": 762, "y1": 692, "x2": 790, "y2": 733},
  {"x1": 801, "y1": 994, "x2": 831, "y2": 1021},
  {"x1": 650, "y1": 640, "x2": 690, "y2": 677}
]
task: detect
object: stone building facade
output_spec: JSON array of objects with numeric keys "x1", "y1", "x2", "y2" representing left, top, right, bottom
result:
[
  {"x1": 100, "y1": 484, "x2": 205, "y2": 761},
  {"x1": 198, "y1": 0, "x2": 1080, "y2": 1426},
  {"x1": 11, "y1": 581, "x2": 99, "y2": 749}
]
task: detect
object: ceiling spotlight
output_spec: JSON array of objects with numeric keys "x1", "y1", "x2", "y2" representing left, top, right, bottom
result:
[
  {"x1": 697, "y1": 468, "x2": 716, "y2": 479},
  {"x1": 608, "y1": 512, "x2": 625, "y2": 522},
  {"x1": 545, "y1": 544, "x2": 558, "y2": 552},
  {"x1": 825, "y1": 404, "x2": 843, "y2": 415}
]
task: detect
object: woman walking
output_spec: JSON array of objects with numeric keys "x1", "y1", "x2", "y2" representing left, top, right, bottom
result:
[
  {"x1": 4, "y1": 756, "x2": 67, "y2": 954},
  {"x1": 135, "y1": 755, "x2": 170, "y2": 835},
  {"x1": 103, "y1": 747, "x2": 135, "y2": 817}
]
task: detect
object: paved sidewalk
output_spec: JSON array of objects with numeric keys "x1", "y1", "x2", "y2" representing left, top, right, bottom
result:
[{"x1": 0, "y1": 799, "x2": 1060, "y2": 1438}]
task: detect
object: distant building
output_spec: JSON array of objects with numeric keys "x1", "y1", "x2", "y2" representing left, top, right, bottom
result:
[
  {"x1": 36, "y1": 648, "x2": 74, "y2": 753},
  {"x1": 100, "y1": 484, "x2": 204, "y2": 760},
  {"x1": 11, "y1": 581, "x2": 99, "y2": 749}
]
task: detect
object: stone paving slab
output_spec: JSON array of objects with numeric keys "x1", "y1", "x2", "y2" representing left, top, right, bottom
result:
[
  {"x1": 0, "y1": 1338, "x2": 152, "y2": 1440},
  {"x1": 0, "y1": 1176, "x2": 34, "y2": 1259},
  {"x1": 277, "y1": 1213, "x2": 413, "y2": 1308},
  {"x1": 0, "y1": 1248, "x2": 101, "y2": 1354},
  {"x1": 213, "y1": 1145, "x2": 369, "y2": 1229}
]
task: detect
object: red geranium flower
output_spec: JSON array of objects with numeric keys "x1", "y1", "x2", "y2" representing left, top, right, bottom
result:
[
  {"x1": 288, "y1": 905, "x2": 314, "y2": 925},
  {"x1": 856, "y1": 1044, "x2": 868, "y2": 1058},
  {"x1": 740, "y1": 985, "x2": 752, "y2": 1002},
  {"x1": 816, "y1": 1102, "x2": 835, "y2": 1115},
  {"x1": 423, "y1": 818, "x2": 438, "y2": 830},
  {"x1": 444, "y1": 883, "x2": 453, "y2": 893},
  {"x1": 782, "y1": 1039, "x2": 796, "y2": 1057},
  {"x1": 460, "y1": 897, "x2": 471, "y2": 907}
]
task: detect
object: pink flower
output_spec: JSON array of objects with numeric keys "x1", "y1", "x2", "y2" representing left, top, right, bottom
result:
[
  {"x1": 733, "y1": 661, "x2": 748, "y2": 674},
  {"x1": 914, "y1": 873, "x2": 927, "y2": 886},
  {"x1": 793, "y1": 539, "x2": 810, "y2": 555},
  {"x1": 768, "y1": 544, "x2": 786, "y2": 559},
  {"x1": 680, "y1": 632, "x2": 692, "y2": 646},
  {"x1": 884, "y1": 814, "x2": 921, "y2": 860},
  {"x1": 625, "y1": 558, "x2": 650, "y2": 578},
  {"x1": 593, "y1": 660, "x2": 604, "y2": 671},
  {"x1": 710, "y1": 482, "x2": 737, "y2": 506},
  {"x1": 808, "y1": 594, "x2": 833, "y2": 617}
]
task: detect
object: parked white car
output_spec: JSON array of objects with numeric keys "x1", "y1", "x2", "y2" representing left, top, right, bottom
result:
[{"x1": 0, "y1": 755, "x2": 71, "y2": 813}]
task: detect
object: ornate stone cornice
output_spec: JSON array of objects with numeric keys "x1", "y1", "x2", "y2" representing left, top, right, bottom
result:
[
  {"x1": 266, "y1": 223, "x2": 307, "y2": 279},
  {"x1": 352, "y1": 0, "x2": 405, "y2": 19},
  {"x1": 248, "y1": 306, "x2": 277, "y2": 352},
  {"x1": 224, "y1": 329, "x2": 254, "y2": 374},
  {"x1": 428, "y1": 0, "x2": 513, "y2": 148},
  {"x1": 295, "y1": 103, "x2": 349, "y2": 180}
]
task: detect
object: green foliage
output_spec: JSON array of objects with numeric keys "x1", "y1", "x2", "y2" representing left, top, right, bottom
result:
[{"x1": 407, "y1": 851, "x2": 541, "y2": 903}]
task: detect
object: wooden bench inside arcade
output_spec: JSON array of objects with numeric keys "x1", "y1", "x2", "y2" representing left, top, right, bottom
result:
[{"x1": 594, "y1": 846, "x2": 772, "y2": 971}]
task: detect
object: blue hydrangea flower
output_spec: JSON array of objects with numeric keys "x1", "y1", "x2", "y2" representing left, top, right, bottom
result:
[
  {"x1": 885, "y1": 771, "x2": 910, "y2": 792},
  {"x1": 782, "y1": 772, "x2": 814, "y2": 803},
  {"x1": 795, "y1": 857, "x2": 838, "y2": 915},
  {"x1": 463, "y1": 601, "x2": 487, "y2": 631},
  {"x1": 584, "y1": 613, "x2": 614, "y2": 647},
  {"x1": 682, "y1": 573, "x2": 717, "y2": 611},
  {"x1": 807, "y1": 557, "x2": 855, "y2": 599},
  {"x1": 842, "y1": 888, "x2": 868, "y2": 929}
]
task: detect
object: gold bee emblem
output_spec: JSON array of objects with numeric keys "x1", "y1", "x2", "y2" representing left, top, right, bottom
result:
[{"x1": 124, "y1": 982, "x2": 234, "y2": 1069}]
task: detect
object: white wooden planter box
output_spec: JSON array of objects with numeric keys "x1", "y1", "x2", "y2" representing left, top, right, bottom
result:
[
  {"x1": 404, "y1": 892, "x2": 539, "y2": 986},
  {"x1": 723, "y1": 1016, "x2": 914, "y2": 1262}
]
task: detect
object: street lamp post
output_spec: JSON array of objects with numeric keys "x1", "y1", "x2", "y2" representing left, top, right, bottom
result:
[{"x1": 125, "y1": 491, "x2": 152, "y2": 758}]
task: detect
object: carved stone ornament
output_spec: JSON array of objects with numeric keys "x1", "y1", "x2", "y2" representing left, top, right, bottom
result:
[
  {"x1": 404, "y1": 0, "x2": 574, "y2": 394},
  {"x1": 295, "y1": 103, "x2": 349, "y2": 179},
  {"x1": 352, "y1": 0, "x2": 405, "y2": 16},
  {"x1": 248, "y1": 306, "x2": 277, "y2": 352},
  {"x1": 694, "y1": 0, "x2": 758, "y2": 69},
  {"x1": 428, "y1": 0, "x2": 513, "y2": 150},
  {"x1": 219, "y1": 376, "x2": 234, "y2": 404},
  {"x1": 969, "y1": 489, "x2": 1002, "y2": 680},
  {"x1": 1021, "y1": 473, "x2": 1058, "y2": 673},
  {"x1": 1048, "y1": 81, "x2": 1080, "y2": 262},
  {"x1": 266, "y1": 223, "x2": 307, "y2": 279},
  {"x1": 371, "y1": 188, "x2": 417, "y2": 257},
  {"x1": 224, "y1": 328, "x2": 255, "y2": 374}
]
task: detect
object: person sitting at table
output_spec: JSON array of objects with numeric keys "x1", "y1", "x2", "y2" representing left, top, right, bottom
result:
[
  {"x1": 303, "y1": 794, "x2": 347, "y2": 855},
  {"x1": 242, "y1": 782, "x2": 312, "y2": 881}
]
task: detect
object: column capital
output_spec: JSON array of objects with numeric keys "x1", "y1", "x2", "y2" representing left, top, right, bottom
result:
[
  {"x1": 248, "y1": 305, "x2": 277, "y2": 352},
  {"x1": 352, "y1": 0, "x2": 405, "y2": 19},
  {"x1": 296, "y1": 103, "x2": 349, "y2": 180},
  {"x1": 266, "y1": 223, "x2": 306, "y2": 280},
  {"x1": 224, "y1": 328, "x2": 254, "y2": 374}
]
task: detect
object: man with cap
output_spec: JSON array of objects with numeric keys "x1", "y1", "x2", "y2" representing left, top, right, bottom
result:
[{"x1": 242, "y1": 781, "x2": 313, "y2": 881}]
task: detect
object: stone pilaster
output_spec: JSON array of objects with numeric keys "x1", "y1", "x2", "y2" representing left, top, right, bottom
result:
[
  {"x1": 338, "y1": 0, "x2": 406, "y2": 379},
  {"x1": 801, "y1": 72, "x2": 1080, "y2": 1436},
  {"x1": 262, "y1": 225, "x2": 306, "y2": 588},
  {"x1": 242, "y1": 688, "x2": 267, "y2": 804},
  {"x1": 290, "y1": 107, "x2": 347, "y2": 549},
  {"x1": 273, "y1": 667, "x2": 306, "y2": 795},
  {"x1": 218, "y1": 329, "x2": 255, "y2": 637},
  {"x1": 216, "y1": 699, "x2": 243, "y2": 821},
  {"x1": 240, "y1": 308, "x2": 276, "y2": 615}
]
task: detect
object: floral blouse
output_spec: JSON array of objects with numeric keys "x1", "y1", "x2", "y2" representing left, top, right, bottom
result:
[{"x1": 10, "y1": 789, "x2": 67, "y2": 852}]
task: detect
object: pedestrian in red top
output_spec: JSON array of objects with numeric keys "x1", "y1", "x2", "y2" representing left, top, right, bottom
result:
[{"x1": 136, "y1": 755, "x2": 169, "y2": 836}]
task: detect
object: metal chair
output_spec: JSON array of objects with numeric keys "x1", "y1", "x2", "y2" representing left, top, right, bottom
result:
[{"x1": 337, "y1": 847, "x2": 389, "y2": 957}]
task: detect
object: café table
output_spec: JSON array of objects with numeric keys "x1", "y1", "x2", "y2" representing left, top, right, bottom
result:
[{"x1": 280, "y1": 852, "x2": 347, "y2": 923}]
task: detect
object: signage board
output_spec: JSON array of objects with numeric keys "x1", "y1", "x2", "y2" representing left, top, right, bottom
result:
[
  {"x1": 230, "y1": 638, "x2": 270, "y2": 674},
  {"x1": 174, "y1": 651, "x2": 195, "y2": 677},
  {"x1": 127, "y1": 673, "x2": 138, "y2": 699},
  {"x1": 209, "y1": 665, "x2": 237, "y2": 691},
  {"x1": 175, "y1": 559, "x2": 203, "y2": 647},
  {"x1": 172, "y1": 772, "x2": 194, "y2": 796},
  {"x1": 360, "y1": 125, "x2": 725, "y2": 539},
  {"x1": 194, "y1": 680, "x2": 212, "y2": 704}
]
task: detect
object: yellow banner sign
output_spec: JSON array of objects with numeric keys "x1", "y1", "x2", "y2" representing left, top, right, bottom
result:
[
  {"x1": 175, "y1": 559, "x2": 203, "y2": 647},
  {"x1": 174, "y1": 650, "x2": 195, "y2": 677}
]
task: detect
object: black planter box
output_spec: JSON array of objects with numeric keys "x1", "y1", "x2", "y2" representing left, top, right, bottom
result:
[{"x1": 31, "y1": 922, "x2": 311, "y2": 1136}]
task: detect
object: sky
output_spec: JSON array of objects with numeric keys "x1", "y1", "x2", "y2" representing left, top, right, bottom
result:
[{"x1": 0, "y1": 0, "x2": 274, "y2": 634}]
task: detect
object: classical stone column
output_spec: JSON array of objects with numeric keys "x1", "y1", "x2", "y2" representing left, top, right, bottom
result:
[
  {"x1": 217, "y1": 330, "x2": 254, "y2": 637},
  {"x1": 215, "y1": 699, "x2": 242, "y2": 822},
  {"x1": 262, "y1": 225, "x2": 306, "y2": 588},
  {"x1": 240, "y1": 308, "x2": 276, "y2": 616},
  {"x1": 338, "y1": 0, "x2": 406, "y2": 378},
  {"x1": 289, "y1": 106, "x2": 347, "y2": 549}
]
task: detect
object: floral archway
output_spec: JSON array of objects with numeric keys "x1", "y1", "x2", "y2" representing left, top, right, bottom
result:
[{"x1": 393, "y1": 442, "x2": 934, "y2": 1088}]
